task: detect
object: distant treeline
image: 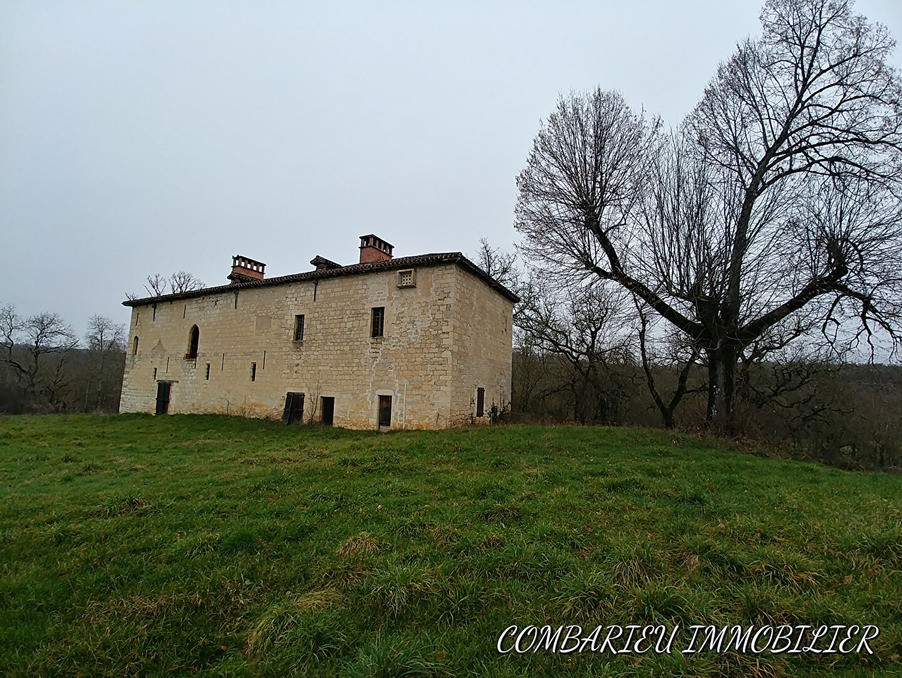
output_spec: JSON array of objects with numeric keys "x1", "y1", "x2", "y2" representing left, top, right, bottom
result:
[
  {"x1": 1, "y1": 306, "x2": 125, "y2": 415},
  {"x1": 510, "y1": 349, "x2": 902, "y2": 472}
]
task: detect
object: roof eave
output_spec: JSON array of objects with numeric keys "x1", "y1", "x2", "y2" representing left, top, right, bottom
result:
[{"x1": 122, "y1": 252, "x2": 519, "y2": 307}]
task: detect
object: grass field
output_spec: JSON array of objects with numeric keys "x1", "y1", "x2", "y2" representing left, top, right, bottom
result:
[{"x1": 1, "y1": 415, "x2": 900, "y2": 676}]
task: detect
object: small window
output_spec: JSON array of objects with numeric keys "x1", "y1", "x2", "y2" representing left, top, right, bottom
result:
[
  {"x1": 371, "y1": 307, "x2": 385, "y2": 338},
  {"x1": 294, "y1": 314, "x2": 305, "y2": 341},
  {"x1": 152, "y1": 367, "x2": 157, "y2": 380},
  {"x1": 397, "y1": 269, "x2": 416, "y2": 287},
  {"x1": 132, "y1": 336, "x2": 139, "y2": 355},
  {"x1": 205, "y1": 363, "x2": 211, "y2": 380},
  {"x1": 186, "y1": 325, "x2": 199, "y2": 359},
  {"x1": 476, "y1": 387, "x2": 485, "y2": 418},
  {"x1": 251, "y1": 362, "x2": 257, "y2": 382}
]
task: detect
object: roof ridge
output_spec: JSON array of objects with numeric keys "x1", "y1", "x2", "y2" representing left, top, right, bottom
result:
[{"x1": 123, "y1": 251, "x2": 518, "y2": 306}]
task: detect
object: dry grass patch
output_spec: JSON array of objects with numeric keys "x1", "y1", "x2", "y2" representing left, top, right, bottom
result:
[
  {"x1": 244, "y1": 588, "x2": 344, "y2": 657},
  {"x1": 337, "y1": 531, "x2": 381, "y2": 558}
]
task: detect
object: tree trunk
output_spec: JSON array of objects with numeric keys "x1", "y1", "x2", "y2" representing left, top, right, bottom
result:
[{"x1": 706, "y1": 346, "x2": 737, "y2": 433}]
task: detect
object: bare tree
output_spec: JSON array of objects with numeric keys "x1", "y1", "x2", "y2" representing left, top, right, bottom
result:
[
  {"x1": 138, "y1": 271, "x2": 204, "y2": 298},
  {"x1": 516, "y1": 277, "x2": 635, "y2": 424},
  {"x1": 0, "y1": 305, "x2": 78, "y2": 410},
  {"x1": 474, "y1": 238, "x2": 520, "y2": 290},
  {"x1": 511, "y1": 333, "x2": 552, "y2": 415},
  {"x1": 83, "y1": 315, "x2": 126, "y2": 411},
  {"x1": 0, "y1": 304, "x2": 19, "y2": 363},
  {"x1": 84, "y1": 315, "x2": 125, "y2": 354},
  {"x1": 42, "y1": 351, "x2": 74, "y2": 413},
  {"x1": 169, "y1": 271, "x2": 205, "y2": 294},
  {"x1": 635, "y1": 302, "x2": 704, "y2": 429},
  {"x1": 144, "y1": 274, "x2": 168, "y2": 297},
  {"x1": 516, "y1": 0, "x2": 902, "y2": 430}
]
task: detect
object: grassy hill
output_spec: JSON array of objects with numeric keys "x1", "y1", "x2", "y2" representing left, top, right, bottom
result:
[{"x1": 1, "y1": 415, "x2": 899, "y2": 676}]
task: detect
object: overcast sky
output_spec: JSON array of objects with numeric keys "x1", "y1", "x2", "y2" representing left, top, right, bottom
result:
[{"x1": 2, "y1": 0, "x2": 900, "y2": 337}]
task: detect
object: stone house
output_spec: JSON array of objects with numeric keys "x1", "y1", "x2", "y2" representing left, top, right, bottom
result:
[{"x1": 119, "y1": 235, "x2": 517, "y2": 429}]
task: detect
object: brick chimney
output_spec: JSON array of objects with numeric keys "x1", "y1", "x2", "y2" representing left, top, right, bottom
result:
[
  {"x1": 228, "y1": 255, "x2": 266, "y2": 283},
  {"x1": 359, "y1": 234, "x2": 394, "y2": 264}
]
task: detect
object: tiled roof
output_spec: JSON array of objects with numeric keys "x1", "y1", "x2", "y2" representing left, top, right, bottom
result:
[{"x1": 123, "y1": 252, "x2": 520, "y2": 306}]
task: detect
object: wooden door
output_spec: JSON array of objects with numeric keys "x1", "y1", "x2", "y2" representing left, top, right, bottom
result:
[
  {"x1": 282, "y1": 392, "x2": 305, "y2": 425},
  {"x1": 155, "y1": 382, "x2": 171, "y2": 415}
]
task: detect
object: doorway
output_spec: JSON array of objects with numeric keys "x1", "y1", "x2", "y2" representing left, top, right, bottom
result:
[
  {"x1": 321, "y1": 397, "x2": 335, "y2": 426},
  {"x1": 155, "y1": 382, "x2": 171, "y2": 415},
  {"x1": 378, "y1": 395, "x2": 392, "y2": 429},
  {"x1": 282, "y1": 392, "x2": 305, "y2": 425}
]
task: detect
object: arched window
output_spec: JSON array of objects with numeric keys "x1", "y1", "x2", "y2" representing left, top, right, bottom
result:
[
  {"x1": 187, "y1": 325, "x2": 199, "y2": 359},
  {"x1": 132, "y1": 335, "x2": 139, "y2": 355}
]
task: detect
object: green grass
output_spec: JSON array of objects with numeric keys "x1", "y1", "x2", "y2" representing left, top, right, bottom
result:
[{"x1": 1, "y1": 415, "x2": 900, "y2": 676}]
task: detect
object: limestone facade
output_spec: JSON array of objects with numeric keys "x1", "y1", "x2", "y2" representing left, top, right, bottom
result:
[{"x1": 119, "y1": 247, "x2": 516, "y2": 430}]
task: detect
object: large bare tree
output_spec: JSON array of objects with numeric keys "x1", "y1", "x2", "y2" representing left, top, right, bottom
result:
[
  {"x1": 0, "y1": 305, "x2": 78, "y2": 410},
  {"x1": 516, "y1": 0, "x2": 902, "y2": 429}
]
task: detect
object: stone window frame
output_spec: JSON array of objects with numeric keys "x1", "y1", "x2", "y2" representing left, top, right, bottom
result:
[
  {"x1": 371, "y1": 306, "x2": 385, "y2": 338},
  {"x1": 293, "y1": 314, "x2": 306, "y2": 342},
  {"x1": 397, "y1": 269, "x2": 416, "y2": 288}
]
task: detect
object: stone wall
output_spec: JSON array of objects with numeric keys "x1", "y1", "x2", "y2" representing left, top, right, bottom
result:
[
  {"x1": 119, "y1": 262, "x2": 513, "y2": 430},
  {"x1": 449, "y1": 266, "x2": 514, "y2": 425}
]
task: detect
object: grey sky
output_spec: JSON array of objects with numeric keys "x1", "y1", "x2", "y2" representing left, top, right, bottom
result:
[{"x1": 2, "y1": 0, "x2": 900, "y2": 337}]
